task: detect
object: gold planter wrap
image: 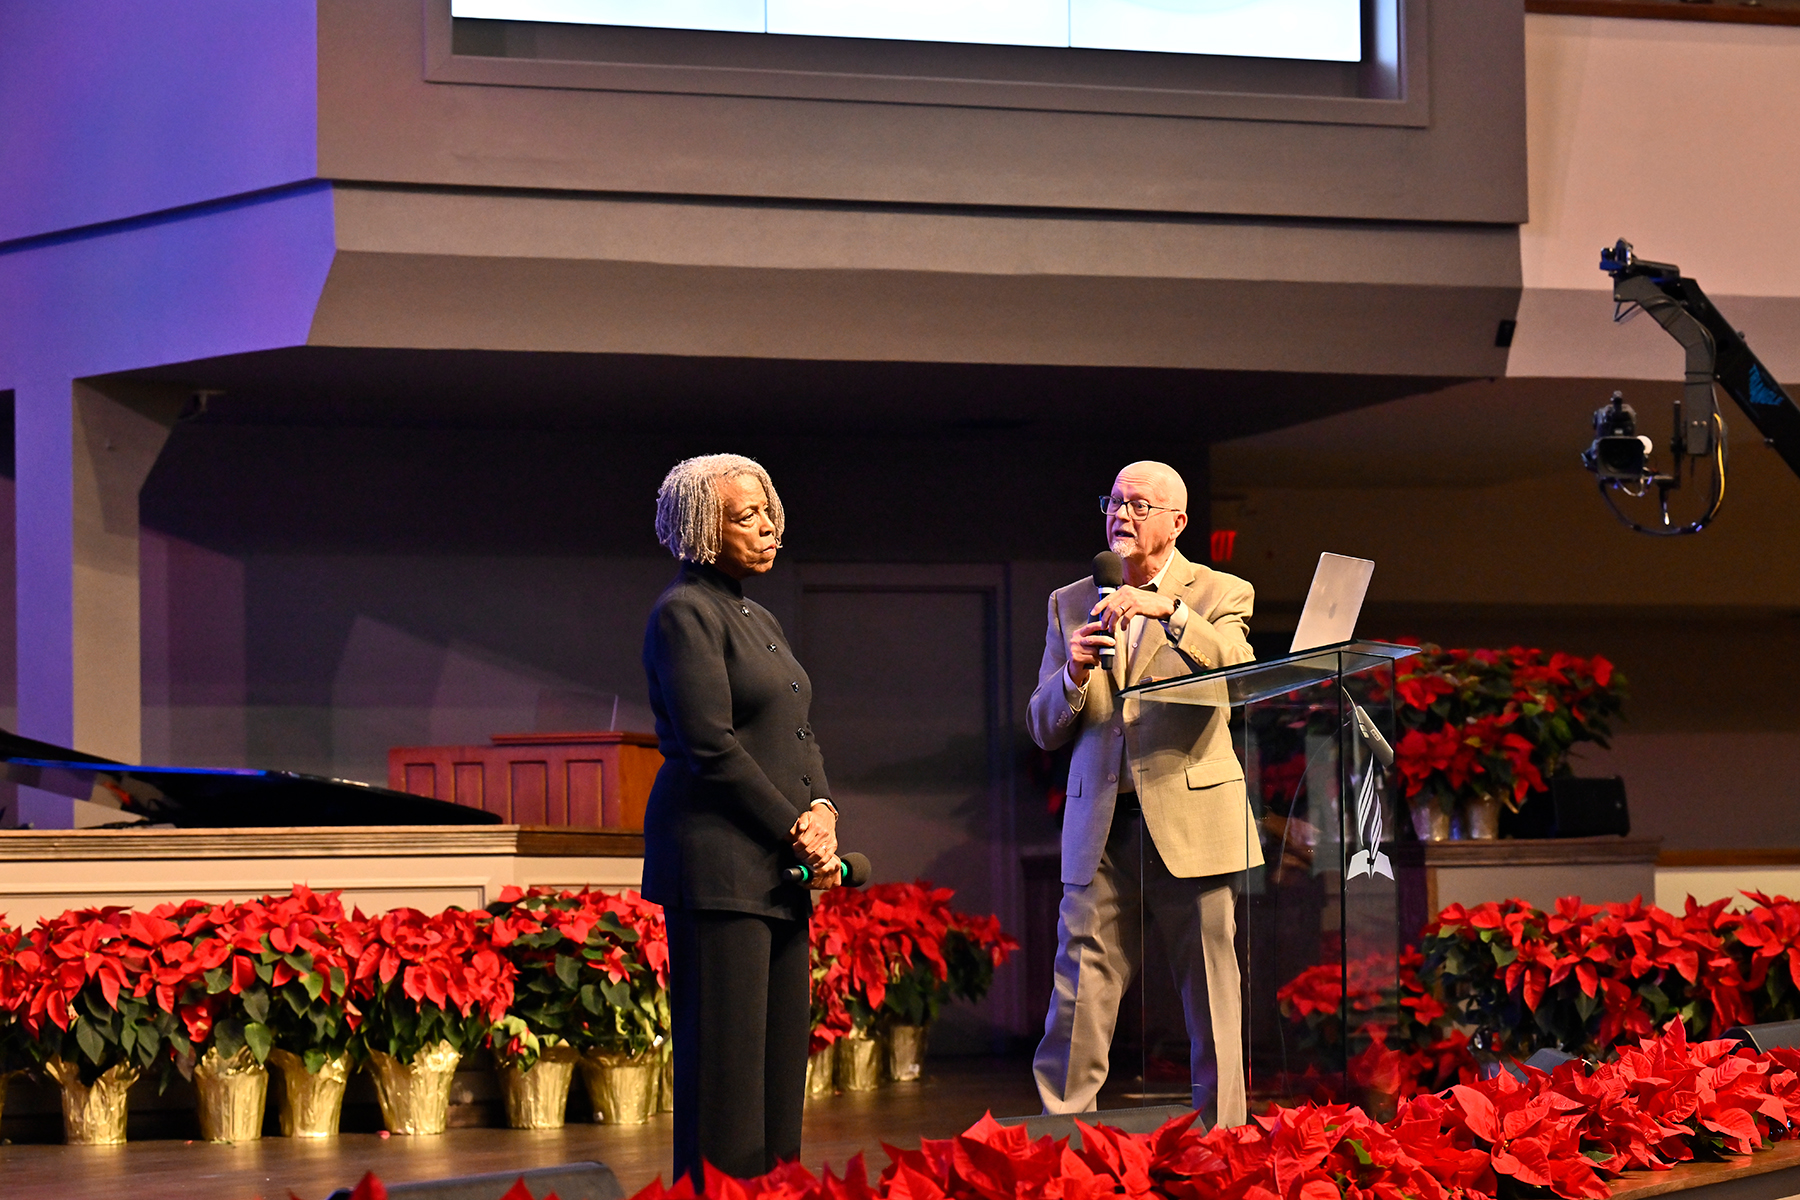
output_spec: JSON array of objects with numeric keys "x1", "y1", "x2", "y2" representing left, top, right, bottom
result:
[
  {"x1": 806, "y1": 1047, "x2": 834, "y2": 1098},
  {"x1": 835, "y1": 1033, "x2": 881, "y2": 1092},
  {"x1": 267, "y1": 1049, "x2": 351, "y2": 1138},
  {"x1": 194, "y1": 1046, "x2": 269, "y2": 1142},
  {"x1": 368, "y1": 1042, "x2": 461, "y2": 1136},
  {"x1": 658, "y1": 1046, "x2": 674, "y2": 1113},
  {"x1": 498, "y1": 1044, "x2": 577, "y2": 1130},
  {"x1": 1463, "y1": 794, "x2": 1502, "y2": 840},
  {"x1": 1413, "y1": 803, "x2": 1452, "y2": 842},
  {"x1": 884, "y1": 1024, "x2": 928, "y2": 1083},
  {"x1": 580, "y1": 1050, "x2": 658, "y2": 1125},
  {"x1": 46, "y1": 1057, "x2": 138, "y2": 1145}
]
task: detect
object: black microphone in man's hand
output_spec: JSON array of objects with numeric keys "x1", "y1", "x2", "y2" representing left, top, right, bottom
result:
[
  {"x1": 1092, "y1": 551, "x2": 1124, "y2": 671},
  {"x1": 782, "y1": 852, "x2": 872, "y2": 887}
]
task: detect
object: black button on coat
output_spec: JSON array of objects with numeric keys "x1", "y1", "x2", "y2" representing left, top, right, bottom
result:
[{"x1": 641, "y1": 562, "x2": 831, "y2": 920}]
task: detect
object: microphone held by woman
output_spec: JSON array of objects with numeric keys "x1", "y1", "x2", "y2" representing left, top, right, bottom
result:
[{"x1": 781, "y1": 851, "x2": 872, "y2": 887}]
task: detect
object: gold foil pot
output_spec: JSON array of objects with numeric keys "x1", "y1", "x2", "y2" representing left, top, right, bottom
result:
[
  {"x1": 267, "y1": 1049, "x2": 351, "y2": 1138},
  {"x1": 658, "y1": 1045, "x2": 674, "y2": 1113},
  {"x1": 1413, "y1": 801, "x2": 1452, "y2": 842},
  {"x1": 194, "y1": 1045, "x2": 269, "y2": 1142},
  {"x1": 1463, "y1": 793, "x2": 1502, "y2": 840},
  {"x1": 368, "y1": 1042, "x2": 462, "y2": 1136},
  {"x1": 497, "y1": 1043, "x2": 577, "y2": 1130},
  {"x1": 580, "y1": 1049, "x2": 658, "y2": 1125},
  {"x1": 46, "y1": 1056, "x2": 138, "y2": 1145},
  {"x1": 805, "y1": 1047, "x2": 834, "y2": 1098},
  {"x1": 885, "y1": 1023, "x2": 928, "y2": 1083},
  {"x1": 834, "y1": 1033, "x2": 881, "y2": 1092}
]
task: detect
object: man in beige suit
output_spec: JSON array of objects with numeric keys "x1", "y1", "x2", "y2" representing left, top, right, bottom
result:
[{"x1": 1028, "y1": 460, "x2": 1261, "y2": 1126}]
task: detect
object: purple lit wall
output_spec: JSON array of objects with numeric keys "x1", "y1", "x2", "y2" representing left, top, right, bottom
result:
[
  {"x1": 0, "y1": 1, "x2": 333, "y2": 751},
  {"x1": 0, "y1": 0, "x2": 318, "y2": 245}
]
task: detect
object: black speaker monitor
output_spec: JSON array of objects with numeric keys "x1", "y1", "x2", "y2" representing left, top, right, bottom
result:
[
  {"x1": 1552, "y1": 776, "x2": 1630, "y2": 838},
  {"x1": 1723, "y1": 1021, "x2": 1800, "y2": 1054},
  {"x1": 328, "y1": 1162, "x2": 623, "y2": 1200}
]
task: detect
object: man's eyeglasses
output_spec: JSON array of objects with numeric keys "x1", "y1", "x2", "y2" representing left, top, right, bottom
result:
[{"x1": 1100, "y1": 495, "x2": 1181, "y2": 520}]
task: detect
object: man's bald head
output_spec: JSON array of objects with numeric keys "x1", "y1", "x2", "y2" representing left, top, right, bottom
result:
[
  {"x1": 1115, "y1": 461, "x2": 1188, "y2": 511},
  {"x1": 1106, "y1": 461, "x2": 1190, "y2": 585}
]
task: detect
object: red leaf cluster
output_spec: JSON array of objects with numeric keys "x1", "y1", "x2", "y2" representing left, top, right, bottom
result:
[
  {"x1": 614, "y1": 1025, "x2": 1800, "y2": 1200},
  {"x1": 1277, "y1": 947, "x2": 1478, "y2": 1107},
  {"x1": 344, "y1": 905, "x2": 516, "y2": 1024},
  {"x1": 491, "y1": 886, "x2": 670, "y2": 990},
  {"x1": 1391, "y1": 645, "x2": 1623, "y2": 815},
  {"x1": 1426, "y1": 894, "x2": 1753, "y2": 1057},
  {"x1": 809, "y1": 883, "x2": 1018, "y2": 1055},
  {"x1": 486, "y1": 886, "x2": 671, "y2": 1064},
  {"x1": 9, "y1": 900, "x2": 230, "y2": 1046}
]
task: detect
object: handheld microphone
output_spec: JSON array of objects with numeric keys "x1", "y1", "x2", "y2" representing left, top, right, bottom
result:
[
  {"x1": 1342, "y1": 687, "x2": 1395, "y2": 767},
  {"x1": 1092, "y1": 551, "x2": 1124, "y2": 671},
  {"x1": 782, "y1": 851, "x2": 872, "y2": 887}
]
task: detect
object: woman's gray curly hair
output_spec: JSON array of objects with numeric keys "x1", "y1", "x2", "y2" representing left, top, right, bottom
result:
[{"x1": 655, "y1": 454, "x2": 786, "y2": 565}]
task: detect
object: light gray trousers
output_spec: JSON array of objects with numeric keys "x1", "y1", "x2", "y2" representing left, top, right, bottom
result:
[{"x1": 1032, "y1": 809, "x2": 1246, "y2": 1126}]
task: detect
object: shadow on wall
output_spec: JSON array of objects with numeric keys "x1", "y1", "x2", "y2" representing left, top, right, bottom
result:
[
  {"x1": 328, "y1": 615, "x2": 651, "y2": 787},
  {"x1": 140, "y1": 534, "x2": 671, "y2": 783}
]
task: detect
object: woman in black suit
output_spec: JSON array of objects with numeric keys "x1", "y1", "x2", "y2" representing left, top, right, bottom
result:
[{"x1": 641, "y1": 454, "x2": 840, "y2": 1183}]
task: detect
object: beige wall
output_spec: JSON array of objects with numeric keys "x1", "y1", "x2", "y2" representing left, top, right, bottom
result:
[
  {"x1": 318, "y1": 0, "x2": 1525, "y2": 223},
  {"x1": 1509, "y1": 13, "x2": 1800, "y2": 381},
  {"x1": 1210, "y1": 13, "x2": 1800, "y2": 856},
  {"x1": 0, "y1": 828, "x2": 643, "y2": 929}
]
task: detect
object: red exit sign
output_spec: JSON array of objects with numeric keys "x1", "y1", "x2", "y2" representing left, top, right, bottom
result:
[{"x1": 1210, "y1": 529, "x2": 1238, "y2": 563}]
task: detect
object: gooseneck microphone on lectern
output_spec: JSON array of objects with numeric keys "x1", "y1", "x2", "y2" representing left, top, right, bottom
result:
[
  {"x1": 1344, "y1": 691, "x2": 1395, "y2": 767},
  {"x1": 782, "y1": 851, "x2": 872, "y2": 887},
  {"x1": 1092, "y1": 551, "x2": 1124, "y2": 672}
]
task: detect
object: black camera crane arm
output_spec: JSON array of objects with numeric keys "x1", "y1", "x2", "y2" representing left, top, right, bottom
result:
[{"x1": 1602, "y1": 239, "x2": 1800, "y2": 482}]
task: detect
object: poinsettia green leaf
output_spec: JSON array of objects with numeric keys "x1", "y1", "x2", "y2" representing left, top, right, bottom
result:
[
  {"x1": 244, "y1": 1022, "x2": 273, "y2": 1062},
  {"x1": 215, "y1": 1017, "x2": 247, "y2": 1060},
  {"x1": 76, "y1": 1019, "x2": 106, "y2": 1066}
]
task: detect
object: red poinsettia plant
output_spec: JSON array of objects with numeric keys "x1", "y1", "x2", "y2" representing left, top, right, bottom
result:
[
  {"x1": 623, "y1": 1023, "x2": 1800, "y2": 1200},
  {"x1": 1276, "y1": 891, "x2": 1800, "y2": 1101},
  {"x1": 0, "y1": 917, "x2": 39, "y2": 1074},
  {"x1": 1277, "y1": 944, "x2": 1479, "y2": 1111},
  {"x1": 1420, "y1": 894, "x2": 1752, "y2": 1064},
  {"x1": 486, "y1": 886, "x2": 671, "y2": 1067},
  {"x1": 1732, "y1": 890, "x2": 1800, "y2": 1021},
  {"x1": 196, "y1": 886, "x2": 361, "y2": 1074},
  {"x1": 9, "y1": 900, "x2": 237, "y2": 1086},
  {"x1": 809, "y1": 882, "x2": 1017, "y2": 1054},
  {"x1": 343, "y1": 905, "x2": 515, "y2": 1065},
  {"x1": 1393, "y1": 644, "x2": 1624, "y2": 823}
]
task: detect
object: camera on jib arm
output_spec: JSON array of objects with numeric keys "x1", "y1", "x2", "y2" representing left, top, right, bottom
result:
[{"x1": 1581, "y1": 392, "x2": 1656, "y2": 482}]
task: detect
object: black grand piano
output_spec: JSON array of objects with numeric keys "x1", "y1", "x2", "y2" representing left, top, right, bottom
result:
[{"x1": 0, "y1": 728, "x2": 499, "y2": 828}]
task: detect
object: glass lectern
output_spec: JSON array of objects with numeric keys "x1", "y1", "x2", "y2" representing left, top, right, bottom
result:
[{"x1": 1114, "y1": 640, "x2": 1417, "y2": 1120}]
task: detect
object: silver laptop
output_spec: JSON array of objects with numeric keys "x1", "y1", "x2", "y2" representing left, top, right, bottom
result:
[{"x1": 1289, "y1": 553, "x2": 1375, "y2": 653}]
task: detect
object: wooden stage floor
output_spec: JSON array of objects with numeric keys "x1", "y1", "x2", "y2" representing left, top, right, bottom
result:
[{"x1": 1, "y1": 1056, "x2": 1058, "y2": 1200}]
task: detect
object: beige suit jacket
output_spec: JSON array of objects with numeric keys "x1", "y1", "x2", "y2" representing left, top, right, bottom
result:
[{"x1": 1027, "y1": 550, "x2": 1265, "y2": 886}]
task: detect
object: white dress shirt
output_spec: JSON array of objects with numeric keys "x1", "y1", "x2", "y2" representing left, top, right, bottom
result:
[{"x1": 1060, "y1": 557, "x2": 1188, "y2": 786}]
